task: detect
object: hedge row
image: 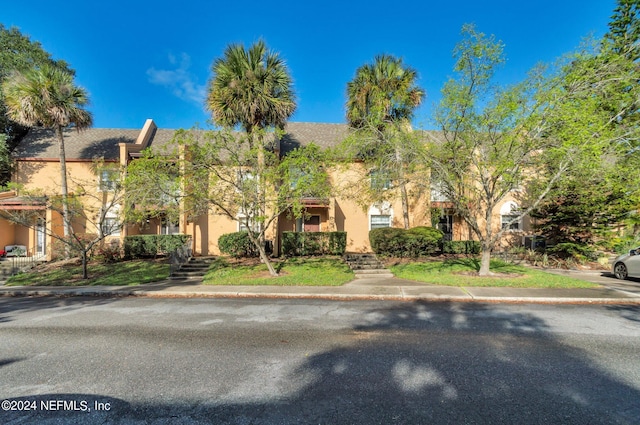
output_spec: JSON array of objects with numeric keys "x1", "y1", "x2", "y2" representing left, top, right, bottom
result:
[
  {"x1": 282, "y1": 231, "x2": 347, "y2": 256},
  {"x1": 218, "y1": 231, "x2": 260, "y2": 258},
  {"x1": 442, "y1": 240, "x2": 481, "y2": 255},
  {"x1": 217, "y1": 228, "x2": 482, "y2": 259},
  {"x1": 369, "y1": 226, "x2": 444, "y2": 258},
  {"x1": 124, "y1": 235, "x2": 191, "y2": 258}
]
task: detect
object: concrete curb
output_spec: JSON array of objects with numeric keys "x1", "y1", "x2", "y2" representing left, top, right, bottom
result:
[{"x1": 1, "y1": 284, "x2": 639, "y2": 305}]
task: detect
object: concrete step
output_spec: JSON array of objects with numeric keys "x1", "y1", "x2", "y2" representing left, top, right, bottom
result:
[
  {"x1": 178, "y1": 264, "x2": 210, "y2": 271},
  {"x1": 170, "y1": 256, "x2": 216, "y2": 279},
  {"x1": 350, "y1": 264, "x2": 385, "y2": 270},
  {"x1": 169, "y1": 275, "x2": 204, "y2": 281},
  {"x1": 345, "y1": 254, "x2": 377, "y2": 261},
  {"x1": 173, "y1": 269, "x2": 208, "y2": 276},
  {"x1": 344, "y1": 253, "x2": 387, "y2": 273},
  {"x1": 353, "y1": 270, "x2": 394, "y2": 279},
  {"x1": 188, "y1": 256, "x2": 216, "y2": 263}
]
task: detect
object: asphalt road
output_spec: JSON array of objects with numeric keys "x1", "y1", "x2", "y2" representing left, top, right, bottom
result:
[{"x1": 1, "y1": 297, "x2": 639, "y2": 424}]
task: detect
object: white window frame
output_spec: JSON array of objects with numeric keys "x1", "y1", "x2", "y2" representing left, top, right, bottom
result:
[
  {"x1": 100, "y1": 205, "x2": 121, "y2": 236},
  {"x1": 370, "y1": 168, "x2": 392, "y2": 191},
  {"x1": 161, "y1": 220, "x2": 180, "y2": 235},
  {"x1": 430, "y1": 180, "x2": 450, "y2": 202},
  {"x1": 98, "y1": 169, "x2": 118, "y2": 192},
  {"x1": 236, "y1": 170, "x2": 257, "y2": 192},
  {"x1": 101, "y1": 217, "x2": 121, "y2": 236},
  {"x1": 500, "y1": 201, "x2": 521, "y2": 231},
  {"x1": 368, "y1": 202, "x2": 393, "y2": 230},
  {"x1": 237, "y1": 213, "x2": 259, "y2": 233}
]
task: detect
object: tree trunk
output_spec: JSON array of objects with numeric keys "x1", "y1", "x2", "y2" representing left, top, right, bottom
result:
[
  {"x1": 478, "y1": 245, "x2": 492, "y2": 276},
  {"x1": 257, "y1": 146, "x2": 266, "y2": 247},
  {"x1": 81, "y1": 250, "x2": 88, "y2": 279},
  {"x1": 55, "y1": 125, "x2": 71, "y2": 259},
  {"x1": 257, "y1": 243, "x2": 278, "y2": 277},
  {"x1": 400, "y1": 182, "x2": 410, "y2": 229},
  {"x1": 395, "y1": 147, "x2": 410, "y2": 229},
  {"x1": 247, "y1": 230, "x2": 278, "y2": 277}
]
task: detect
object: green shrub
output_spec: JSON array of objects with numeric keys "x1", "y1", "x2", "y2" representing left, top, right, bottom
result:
[
  {"x1": 94, "y1": 242, "x2": 122, "y2": 263},
  {"x1": 442, "y1": 240, "x2": 481, "y2": 255},
  {"x1": 282, "y1": 231, "x2": 347, "y2": 256},
  {"x1": 369, "y1": 227, "x2": 443, "y2": 257},
  {"x1": 328, "y1": 231, "x2": 347, "y2": 255},
  {"x1": 547, "y1": 243, "x2": 597, "y2": 261},
  {"x1": 218, "y1": 231, "x2": 260, "y2": 258},
  {"x1": 604, "y1": 235, "x2": 640, "y2": 255},
  {"x1": 124, "y1": 235, "x2": 190, "y2": 258}
]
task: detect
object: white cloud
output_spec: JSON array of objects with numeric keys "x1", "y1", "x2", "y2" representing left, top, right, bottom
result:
[{"x1": 147, "y1": 53, "x2": 206, "y2": 105}]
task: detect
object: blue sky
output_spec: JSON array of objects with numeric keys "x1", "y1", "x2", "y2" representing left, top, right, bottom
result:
[{"x1": 3, "y1": 0, "x2": 616, "y2": 130}]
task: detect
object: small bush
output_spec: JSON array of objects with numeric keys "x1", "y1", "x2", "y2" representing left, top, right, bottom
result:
[
  {"x1": 282, "y1": 232, "x2": 347, "y2": 256},
  {"x1": 442, "y1": 240, "x2": 481, "y2": 255},
  {"x1": 94, "y1": 241, "x2": 122, "y2": 263},
  {"x1": 50, "y1": 234, "x2": 98, "y2": 261},
  {"x1": 547, "y1": 243, "x2": 597, "y2": 262},
  {"x1": 218, "y1": 232, "x2": 260, "y2": 258},
  {"x1": 124, "y1": 235, "x2": 190, "y2": 258},
  {"x1": 370, "y1": 227, "x2": 443, "y2": 257},
  {"x1": 604, "y1": 235, "x2": 640, "y2": 255}
]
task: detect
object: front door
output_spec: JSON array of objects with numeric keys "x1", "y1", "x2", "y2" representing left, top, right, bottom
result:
[
  {"x1": 437, "y1": 214, "x2": 454, "y2": 241},
  {"x1": 303, "y1": 216, "x2": 320, "y2": 232}
]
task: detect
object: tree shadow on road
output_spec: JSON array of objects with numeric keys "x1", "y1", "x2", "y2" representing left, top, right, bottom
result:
[
  {"x1": 0, "y1": 296, "x2": 117, "y2": 324},
  {"x1": 2, "y1": 301, "x2": 639, "y2": 424}
]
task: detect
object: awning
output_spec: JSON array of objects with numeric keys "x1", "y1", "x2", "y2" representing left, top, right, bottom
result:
[
  {"x1": 0, "y1": 196, "x2": 47, "y2": 211},
  {"x1": 301, "y1": 197, "x2": 330, "y2": 208}
]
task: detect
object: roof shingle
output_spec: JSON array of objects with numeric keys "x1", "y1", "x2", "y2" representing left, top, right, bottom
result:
[{"x1": 12, "y1": 123, "x2": 351, "y2": 161}]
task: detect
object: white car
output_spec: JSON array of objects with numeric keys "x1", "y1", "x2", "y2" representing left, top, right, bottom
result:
[{"x1": 612, "y1": 247, "x2": 640, "y2": 280}]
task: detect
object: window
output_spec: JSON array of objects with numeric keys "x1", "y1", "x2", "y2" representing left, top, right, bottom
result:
[
  {"x1": 370, "y1": 215, "x2": 391, "y2": 229},
  {"x1": 369, "y1": 202, "x2": 393, "y2": 230},
  {"x1": 430, "y1": 180, "x2": 450, "y2": 202},
  {"x1": 161, "y1": 220, "x2": 180, "y2": 235},
  {"x1": 236, "y1": 170, "x2": 257, "y2": 191},
  {"x1": 237, "y1": 214, "x2": 259, "y2": 233},
  {"x1": 289, "y1": 166, "x2": 307, "y2": 190},
  {"x1": 101, "y1": 217, "x2": 121, "y2": 236},
  {"x1": 500, "y1": 202, "x2": 521, "y2": 231},
  {"x1": 370, "y1": 169, "x2": 392, "y2": 191},
  {"x1": 99, "y1": 169, "x2": 118, "y2": 192},
  {"x1": 501, "y1": 214, "x2": 520, "y2": 230},
  {"x1": 158, "y1": 179, "x2": 180, "y2": 206}
]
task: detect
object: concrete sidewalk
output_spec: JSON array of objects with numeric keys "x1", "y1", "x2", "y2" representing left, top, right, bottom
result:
[{"x1": 1, "y1": 275, "x2": 639, "y2": 304}]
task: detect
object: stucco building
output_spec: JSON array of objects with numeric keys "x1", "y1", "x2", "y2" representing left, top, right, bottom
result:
[{"x1": 0, "y1": 119, "x2": 530, "y2": 259}]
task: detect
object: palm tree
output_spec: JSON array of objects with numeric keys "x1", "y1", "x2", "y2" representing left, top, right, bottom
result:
[
  {"x1": 206, "y1": 40, "x2": 295, "y2": 276},
  {"x1": 346, "y1": 55, "x2": 424, "y2": 228},
  {"x1": 207, "y1": 40, "x2": 296, "y2": 139},
  {"x1": 2, "y1": 65, "x2": 92, "y2": 247}
]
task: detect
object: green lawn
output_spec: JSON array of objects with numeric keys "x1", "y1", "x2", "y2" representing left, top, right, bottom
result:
[
  {"x1": 203, "y1": 256, "x2": 354, "y2": 286},
  {"x1": 6, "y1": 260, "x2": 170, "y2": 286},
  {"x1": 5, "y1": 255, "x2": 598, "y2": 289},
  {"x1": 389, "y1": 258, "x2": 597, "y2": 288}
]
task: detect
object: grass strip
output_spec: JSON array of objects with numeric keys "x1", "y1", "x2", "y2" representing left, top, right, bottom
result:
[
  {"x1": 6, "y1": 260, "x2": 169, "y2": 286},
  {"x1": 389, "y1": 258, "x2": 597, "y2": 288},
  {"x1": 203, "y1": 256, "x2": 354, "y2": 286}
]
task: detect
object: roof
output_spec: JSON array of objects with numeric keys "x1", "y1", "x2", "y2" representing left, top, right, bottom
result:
[
  {"x1": 13, "y1": 127, "x2": 139, "y2": 160},
  {"x1": 281, "y1": 122, "x2": 349, "y2": 154},
  {"x1": 140, "y1": 122, "x2": 350, "y2": 156},
  {"x1": 12, "y1": 123, "x2": 352, "y2": 161}
]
